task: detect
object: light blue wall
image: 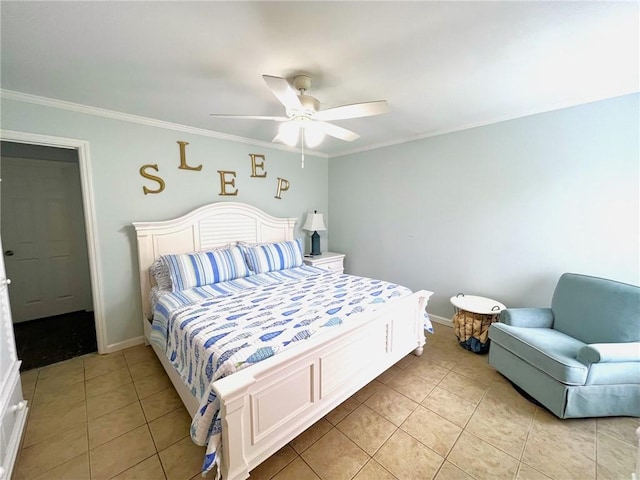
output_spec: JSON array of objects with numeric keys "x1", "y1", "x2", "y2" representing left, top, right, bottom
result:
[
  {"x1": 328, "y1": 94, "x2": 640, "y2": 319},
  {"x1": 0, "y1": 98, "x2": 328, "y2": 346},
  {"x1": 2, "y1": 93, "x2": 638, "y2": 344}
]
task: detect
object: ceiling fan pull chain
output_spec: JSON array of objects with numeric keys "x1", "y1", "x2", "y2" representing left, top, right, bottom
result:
[{"x1": 301, "y1": 130, "x2": 305, "y2": 169}]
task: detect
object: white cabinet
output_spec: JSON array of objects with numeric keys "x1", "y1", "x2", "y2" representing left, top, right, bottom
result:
[
  {"x1": 0, "y1": 237, "x2": 27, "y2": 480},
  {"x1": 302, "y1": 252, "x2": 345, "y2": 274}
]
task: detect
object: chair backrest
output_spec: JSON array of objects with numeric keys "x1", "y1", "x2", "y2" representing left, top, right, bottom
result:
[{"x1": 552, "y1": 273, "x2": 640, "y2": 344}]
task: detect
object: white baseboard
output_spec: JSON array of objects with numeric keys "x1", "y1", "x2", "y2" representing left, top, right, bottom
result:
[
  {"x1": 428, "y1": 313, "x2": 453, "y2": 328},
  {"x1": 105, "y1": 336, "x2": 146, "y2": 354}
]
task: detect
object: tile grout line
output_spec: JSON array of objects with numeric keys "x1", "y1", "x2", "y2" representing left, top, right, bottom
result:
[
  {"x1": 127, "y1": 350, "x2": 169, "y2": 479},
  {"x1": 85, "y1": 351, "x2": 167, "y2": 478},
  {"x1": 124, "y1": 353, "x2": 162, "y2": 480},
  {"x1": 20, "y1": 365, "x2": 89, "y2": 480},
  {"x1": 416, "y1": 352, "x2": 491, "y2": 479},
  {"x1": 519, "y1": 402, "x2": 538, "y2": 461},
  {"x1": 100, "y1": 351, "x2": 164, "y2": 479},
  {"x1": 424, "y1": 364, "x2": 474, "y2": 478},
  {"x1": 594, "y1": 418, "x2": 599, "y2": 480},
  {"x1": 358, "y1": 360, "x2": 450, "y2": 479},
  {"x1": 84, "y1": 362, "x2": 93, "y2": 480}
]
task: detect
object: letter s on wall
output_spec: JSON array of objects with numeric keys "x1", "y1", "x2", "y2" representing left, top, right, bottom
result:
[{"x1": 140, "y1": 164, "x2": 166, "y2": 195}]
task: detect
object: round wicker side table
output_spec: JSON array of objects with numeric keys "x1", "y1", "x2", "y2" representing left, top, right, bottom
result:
[{"x1": 450, "y1": 294, "x2": 506, "y2": 354}]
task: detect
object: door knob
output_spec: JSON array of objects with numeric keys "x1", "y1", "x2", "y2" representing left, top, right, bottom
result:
[{"x1": 4, "y1": 250, "x2": 14, "y2": 257}]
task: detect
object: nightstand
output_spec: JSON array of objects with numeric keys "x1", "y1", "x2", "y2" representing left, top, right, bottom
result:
[{"x1": 303, "y1": 252, "x2": 345, "y2": 273}]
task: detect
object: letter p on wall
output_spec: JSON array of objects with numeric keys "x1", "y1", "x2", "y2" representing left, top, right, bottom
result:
[{"x1": 274, "y1": 178, "x2": 290, "y2": 199}]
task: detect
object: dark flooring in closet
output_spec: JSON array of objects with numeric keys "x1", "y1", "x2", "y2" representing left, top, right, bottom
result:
[{"x1": 13, "y1": 310, "x2": 97, "y2": 371}]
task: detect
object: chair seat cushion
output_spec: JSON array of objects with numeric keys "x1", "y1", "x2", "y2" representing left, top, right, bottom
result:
[{"x1": 489, "y1": 324, "x2": 588, "y2": 385}]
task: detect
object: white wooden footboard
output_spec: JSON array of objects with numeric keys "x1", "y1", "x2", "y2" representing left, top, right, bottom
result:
[{"x1": 213, "y1": 289, "x2": 432, "y2": 480}]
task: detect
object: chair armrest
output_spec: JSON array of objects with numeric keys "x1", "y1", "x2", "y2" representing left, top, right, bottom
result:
[
  {"x1": 499, "y1": 308, "x2": 554, "y2": 328},
  {"x1": 577, "y1": 343, "x2": 640, "y2": 364}
]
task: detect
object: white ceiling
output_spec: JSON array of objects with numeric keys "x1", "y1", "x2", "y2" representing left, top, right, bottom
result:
[{"x1": 1, "y1": 1, "x2": 638, "y2": 157}]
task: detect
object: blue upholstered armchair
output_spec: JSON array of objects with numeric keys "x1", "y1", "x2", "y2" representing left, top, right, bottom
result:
[{"x1": 488, "y1": 273, "x2": 640, "y2": 418}]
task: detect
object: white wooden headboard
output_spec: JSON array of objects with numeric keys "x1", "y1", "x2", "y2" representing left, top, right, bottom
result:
[{"x1": 132, "y1": 202, "x2": 297, "y2": 321}]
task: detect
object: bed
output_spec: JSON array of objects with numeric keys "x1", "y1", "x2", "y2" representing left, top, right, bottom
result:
[{"x1": 133, "y1": 201, "x2": 433, "y2": 479}]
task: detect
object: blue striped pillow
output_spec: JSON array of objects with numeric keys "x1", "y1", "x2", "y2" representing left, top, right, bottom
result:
[
  {"x1": 162, "y1": 246, "x2": 252, "y2": 291},
  {"x1": 241, "y1": 239, "x2": 303, "y2": 274}
]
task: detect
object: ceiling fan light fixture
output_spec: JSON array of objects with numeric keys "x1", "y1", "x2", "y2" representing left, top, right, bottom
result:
[
  {"x1": 304, "y1": 126, "x2": 326, "y2": 148},
  {"x1": 278, "y1": 122, "x2": 300, "y2": 147}
]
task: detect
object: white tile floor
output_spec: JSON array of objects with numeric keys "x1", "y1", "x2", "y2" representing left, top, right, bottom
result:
[{"x1": 14, "y1": 324, "x2": 638, "y2": 479}]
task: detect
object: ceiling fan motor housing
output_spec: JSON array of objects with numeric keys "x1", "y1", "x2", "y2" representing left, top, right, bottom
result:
[
  {"x1": 290, "y1": 75, "x2": 319, "y2": 116},
  {"x1": 292, "y1": 75, "x2": 312, "y2": 92}
]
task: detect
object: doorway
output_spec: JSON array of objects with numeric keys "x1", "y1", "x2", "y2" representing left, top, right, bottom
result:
[{"x1": 0, "y1": 141, "x2": 98, "y2": 369}]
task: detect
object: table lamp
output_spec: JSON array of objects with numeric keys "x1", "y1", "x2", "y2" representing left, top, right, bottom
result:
[{"x1": 302, "y1": 210, "x2": 326, "y2": 256}]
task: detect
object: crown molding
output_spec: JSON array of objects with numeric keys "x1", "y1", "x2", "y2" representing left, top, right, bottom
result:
[
  {"x1": 6, "y1": 88, "x2": 634, "y2": 160},
  {"x1": 0, "y1": 89, "x2": 328, "y2": 158},
  {"x1": 329, "y1": 91, "x2": 639, "y2": 158}
]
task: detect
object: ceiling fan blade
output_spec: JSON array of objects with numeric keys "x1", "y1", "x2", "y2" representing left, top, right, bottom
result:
[
  {"x1": 209, "y1": 114, "x2": 288, "y2": 121},
  {"x1": 316, "y1": 121, "x2": 360, "y2": 142},
  {"x1": 314, "y1": 100, "x2": 390, "y2": 121},
  {"x1": 263, "y1": 75, "x2": 302, "y2": 110}
]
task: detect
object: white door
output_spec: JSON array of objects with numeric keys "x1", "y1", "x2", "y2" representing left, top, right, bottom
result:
[{"x1": 1, "y1": 158, "x2": 92, "y2": 323}]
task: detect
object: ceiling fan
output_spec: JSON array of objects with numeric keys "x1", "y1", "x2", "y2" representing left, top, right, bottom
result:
[{"x1": 210, "y1": 75, "x2": 390, "y2": 148}]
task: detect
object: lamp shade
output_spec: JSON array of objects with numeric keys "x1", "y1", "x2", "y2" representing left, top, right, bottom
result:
[{"x1": 302, "y1": 211, "x2": 326, "y2": 232}]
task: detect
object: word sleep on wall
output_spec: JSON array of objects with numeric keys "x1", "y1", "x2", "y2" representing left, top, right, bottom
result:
[{"x1": 139, "y1": 141, "x2": 291, "y2": 199}]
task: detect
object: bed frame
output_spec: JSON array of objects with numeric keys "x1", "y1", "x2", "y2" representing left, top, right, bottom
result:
[{"x1": 133, "y1": 201, "x2": 432, "y2": 480}]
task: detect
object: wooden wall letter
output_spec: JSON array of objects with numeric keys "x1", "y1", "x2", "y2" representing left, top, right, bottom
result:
[
  {"x1": 249, "y1": 154, "x2": 267, "y2": 178},
  {"x1": 177, "y1": 141, "x2": 202, "y2": 171},
  {"x1": 139, "y1": 164, "x2": 165, "y2": 195},
  {"x1": 274, "y1": 177, "x2": 290, "y2": 199},
  {"x1": 218, "y1": 170, "x2": 238, "y2": 196}
]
